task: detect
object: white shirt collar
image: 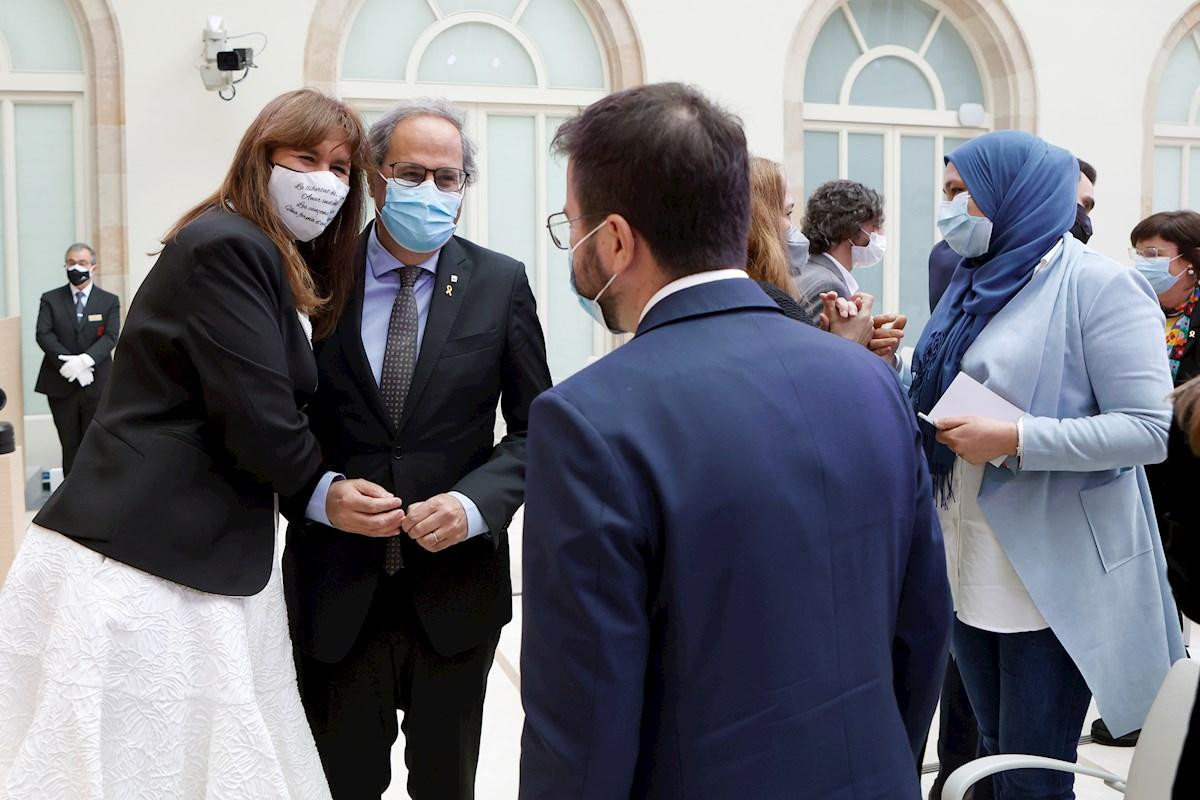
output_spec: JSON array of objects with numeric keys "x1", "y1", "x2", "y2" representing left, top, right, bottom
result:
[
  {"x1": 821, "y1": 253, "x2": 859, "y2": 295},
  {"x1": 72, "y1": 282, "x2": 93, "y2": 303},
  {"x1": 638, "y1": 269, "x2": 750, "y2": 325}
]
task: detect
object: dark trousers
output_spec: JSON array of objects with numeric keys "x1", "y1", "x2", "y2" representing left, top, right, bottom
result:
[
  {"x1": 47, "y1": 389, "x2": 100, "y2": 476},
  {"x1": 953, "y1": 620, "x2": 1092, "y2": 800},
  {"x1": 297, "y1": 574, "x2": 500, "y2": 800},
  {"x1": 922, "y1": 656, "x2": 993, "y2": 800}
]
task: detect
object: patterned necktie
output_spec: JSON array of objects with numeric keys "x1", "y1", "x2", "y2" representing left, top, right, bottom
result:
[
  {"x1": 75, "y1": 291, "x2": 85, "y2": 326},
  {"x1": 382, "y1": 265, "x2": 422, "y2": 574}
]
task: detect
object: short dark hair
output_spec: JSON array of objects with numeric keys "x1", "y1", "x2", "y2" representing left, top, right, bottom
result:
[
  {"x1": 802, "y1": 180, "x2": 884, "y2": 255},
  {"x1": 1078, "y1": 159, "x2": 1097, "y2": 185},
  {"x1": 552, "y1": 83, "x2": 750, "y2": 278},
  {"x1": 1131, "y1": 210, "x2": 1200, "y2": 267}
]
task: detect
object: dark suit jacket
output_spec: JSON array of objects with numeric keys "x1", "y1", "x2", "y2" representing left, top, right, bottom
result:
[
  {"x1": 34, "y1": 283, "x2": 120, "y2": 397},
  {"x1": 927, "y1": 240, "x2": 960, "y2": 312},
  {"x1": 1163, "y1": 444, "x2": 1200, "y2": 797},
  {"x1": 519, "y1": 278, "x2": 951, "y2": 799},
  {"x1": 35, "y1": 211, "x2": 327, "y2": 595},
  {"x1": 756, "y1": 280, "x2": 818, "y2": 325},
  {"x1": 284, "y1": 227, "x2": 552, "y2": 663}
]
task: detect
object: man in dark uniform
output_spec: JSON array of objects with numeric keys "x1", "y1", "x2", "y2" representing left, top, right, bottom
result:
[{"x1": 34, "y1": 242, "x2": 120, "y2": 475}]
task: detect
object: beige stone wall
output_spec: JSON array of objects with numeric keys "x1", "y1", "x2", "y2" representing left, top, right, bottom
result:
[
  {"x1": 0, "y1": 316, "x2": 24, "y2": 454},
  {"x1": 0, "y1": 314, "x2": 24, "y2": 581},
  {"x1": 73, "y1": 0, "x2": 128, "y2": 307},
  {"x1": 0, "y1": 446, "x2": 23, "y2": 584}
]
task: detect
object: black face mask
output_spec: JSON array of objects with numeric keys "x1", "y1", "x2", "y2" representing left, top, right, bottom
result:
[
  {"x1": 66, "y1": 267, "x2": 92, "y2": 287},
  {"x1": 1070, "y1": 203, "x2": 1093, "y2": 244}
]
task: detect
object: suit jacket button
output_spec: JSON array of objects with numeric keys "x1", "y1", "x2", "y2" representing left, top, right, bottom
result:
[{"x1": 392, "y1": 446, "x2": 403, "y2": 460}]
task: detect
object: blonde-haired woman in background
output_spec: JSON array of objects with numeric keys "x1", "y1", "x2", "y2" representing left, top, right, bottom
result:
[{"x1": 746, "y1": 156, "x2": 814, "y2": 322}]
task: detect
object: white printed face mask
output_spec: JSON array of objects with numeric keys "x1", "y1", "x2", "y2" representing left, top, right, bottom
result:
[
  {"x1": 268, "y1": 164, "x2": 350, "y2": 242},
  {"x1": 851, "y1": 229, "x2": 886, "y2": 268}
]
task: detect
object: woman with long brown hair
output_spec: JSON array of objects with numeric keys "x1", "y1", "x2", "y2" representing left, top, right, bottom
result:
[
  {"x1": 746, "y1": 156, "x2": 804, "y2": 312},
  {"x1": 0, "y1": 89, "x2": 395, "y2": 798}
]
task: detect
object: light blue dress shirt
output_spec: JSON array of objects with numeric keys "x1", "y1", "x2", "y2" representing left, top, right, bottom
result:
[{"x1": 305, "y1": 227, "x2": 488, "y2": 539}]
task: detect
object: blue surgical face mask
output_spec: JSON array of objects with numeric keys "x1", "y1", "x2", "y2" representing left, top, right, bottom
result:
[
  {"x1": 1133, "y1": 254, "x2": 1186, "y2": 295},
  {"x1": 786, "y1": 225, "x2": 809, "y2": 277},
  {"x1": 568, "y1": 220, "x2": 621, "y2": 332},
  {"x1": 938, "y1": 192, "x2": 993, "y2": 258},
  {"x1": 377, "y1": 177, "x2": 462, "y2": 253}
]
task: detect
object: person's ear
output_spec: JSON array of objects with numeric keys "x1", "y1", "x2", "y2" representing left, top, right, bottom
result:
[{"x1": 603, "y1": 215, "x2": 638, "y2": 276}]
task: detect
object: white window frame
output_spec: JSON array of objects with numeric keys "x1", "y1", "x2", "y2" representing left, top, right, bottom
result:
[
  {"x1": 801, "y1": 0, "x2": 991, "y2": 315},
  {"x1": 0, "y1": 86, "x2": 90, "y2": 320},
  {"x1": 1150, "y1": 30, "x2": 1200, "y2": 211},
  {"x1": 804, "y1": 122, "x2": 974, "y2": 311},
  {"x1": 339, "y1": 0, "x2": 618, "y2": 363}
]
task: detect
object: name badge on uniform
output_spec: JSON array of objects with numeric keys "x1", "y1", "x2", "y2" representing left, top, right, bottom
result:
[{"x1": 88, "y1": 314, "x2": 102, "y2": 322}]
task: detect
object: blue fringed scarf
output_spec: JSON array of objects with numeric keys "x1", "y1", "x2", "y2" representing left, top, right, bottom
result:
[{"x1": 909, "y1": 131, "x2": 1079, "y2": 503}]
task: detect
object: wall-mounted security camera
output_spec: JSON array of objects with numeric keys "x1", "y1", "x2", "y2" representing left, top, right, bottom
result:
[{"x1": 196, "y1": 16, "x2": 267, "y2": 101}]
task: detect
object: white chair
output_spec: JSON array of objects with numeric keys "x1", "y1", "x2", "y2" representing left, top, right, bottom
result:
[{"x1": 943, "y1": 658, "x2": 1200, "y2": 799}]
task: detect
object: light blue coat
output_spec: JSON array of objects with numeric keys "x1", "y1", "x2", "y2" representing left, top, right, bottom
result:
[{"x1": 957, "y1": 234, "x2": 1185, "y2": 737}]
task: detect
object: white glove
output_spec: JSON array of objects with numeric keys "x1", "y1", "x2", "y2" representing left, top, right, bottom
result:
[
  {"x1": 80, "y1": 353, "x2": 95, "y2": 368},
  {"x1": 58, "y1": 354, "x2": 86, "y2": 382},
  {"x1": 77, "y1": 368, "x2": 95, "y2": 388}
]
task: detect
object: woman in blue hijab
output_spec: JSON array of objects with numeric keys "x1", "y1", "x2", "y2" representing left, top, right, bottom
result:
[{"x1": 910, "y1": 131, "x2": 1184, "y2": 799}]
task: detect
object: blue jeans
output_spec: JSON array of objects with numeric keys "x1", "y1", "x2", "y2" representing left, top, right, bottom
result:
[{"x1": 953, "y1": 620, "x2": 1093, "y2": 800}]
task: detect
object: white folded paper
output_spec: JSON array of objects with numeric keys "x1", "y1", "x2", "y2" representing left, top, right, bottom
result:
[{"x1": 922, "y1": 372, "x2": 1024, "y2": 467}]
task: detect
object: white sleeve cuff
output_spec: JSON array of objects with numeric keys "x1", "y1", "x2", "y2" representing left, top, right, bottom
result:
[{"x1": 1016, "y1": 415, "x2": 1025, "y2": 470}]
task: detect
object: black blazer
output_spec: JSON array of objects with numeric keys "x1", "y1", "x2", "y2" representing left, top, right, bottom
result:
[
  {"x1": 35, "y1": 211, "x2": 327, "y2": 595},
  {"x1": 1164, "y1": 460, "x2": 1200, "y2": 797},
  {"x1": 756, "y1": 280, "x2": 817, "y2": 325},
  {"x1": 34, "y1": 283, "x2": 120, "y2": 397},
  {"x1": 284, "y1": 227, "x2": 552, "y2": 663}
]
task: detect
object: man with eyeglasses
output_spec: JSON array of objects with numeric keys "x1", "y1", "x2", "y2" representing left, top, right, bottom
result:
[
  {"x1": 519, "y1": 83, "x2": 950, "y2": 799},
  {"x1": 286, "y1": 98, "x2": 551, "y2": 800}
]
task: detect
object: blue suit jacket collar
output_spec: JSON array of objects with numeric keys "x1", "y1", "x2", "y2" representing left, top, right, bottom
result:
[{"x1": 635, "y1": 278, "x2": 782, "y2": 337}]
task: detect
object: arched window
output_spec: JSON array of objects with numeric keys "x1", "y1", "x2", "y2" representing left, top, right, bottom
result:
[
  {"x1": 786, "y1": 0, "x2": 1034, "y2": 339},
  {"x1": 312, "y1": 0, "x2": 643, "y2": 382},
  {"x1": 0, "y1": 0, "x2": 89, "y2": 441},
  {"x1": 1147, "y1": 8, "x2": 1200, "y2": 214}
]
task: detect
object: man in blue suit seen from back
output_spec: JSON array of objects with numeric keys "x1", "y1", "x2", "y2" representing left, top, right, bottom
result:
[{"x1": 518, "y1": 82, "x2": 952, "y2": 800}]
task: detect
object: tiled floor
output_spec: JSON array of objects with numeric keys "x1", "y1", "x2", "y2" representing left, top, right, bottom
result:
[
  {"x1": 12, "y1": 510, "x2": 1189, "y2": 799},
  {"x1": 917, "y1": 697, "x2": 1136, "y2": 799}
]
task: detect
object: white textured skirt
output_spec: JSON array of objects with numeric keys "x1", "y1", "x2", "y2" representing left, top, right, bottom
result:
[{"x1": 0, "y1": 524, "x2": 331, "y2": 800}]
